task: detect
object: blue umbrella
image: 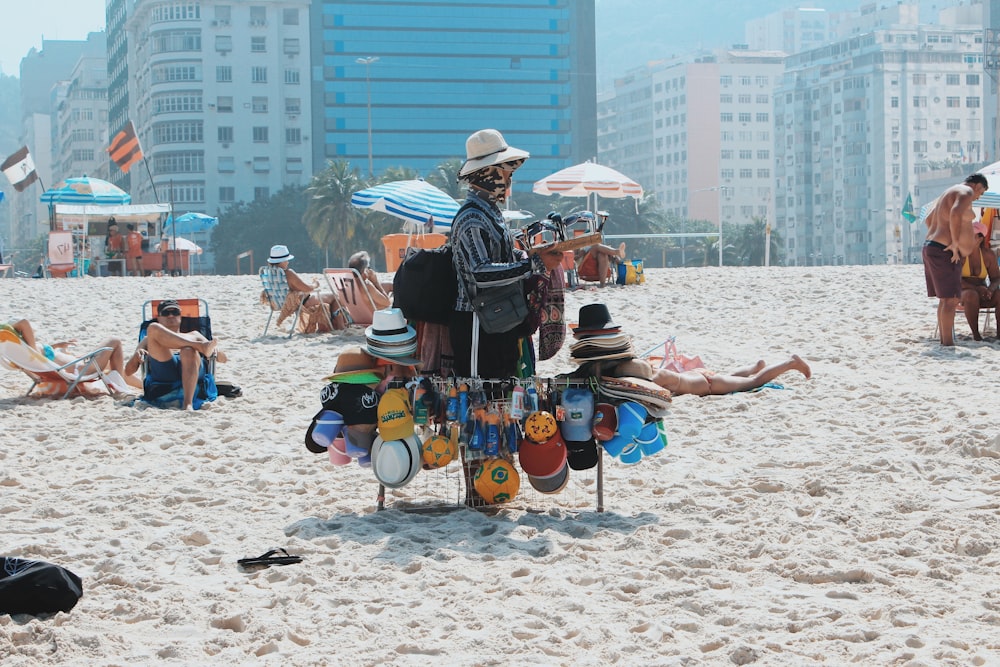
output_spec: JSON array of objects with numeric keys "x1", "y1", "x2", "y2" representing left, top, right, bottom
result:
[
  {"x1": 351, "y1": 179, "x2": 459, "y2": 232},
  {"x1": 40, "y1": 176, "x2": 131, "y2": 205},
  {"x1": 163, "y1": 212, "x2": 219, "y2": 235}
]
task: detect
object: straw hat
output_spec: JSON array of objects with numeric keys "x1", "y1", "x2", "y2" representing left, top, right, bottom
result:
[{"x1": 458, "y1": 129, "x2": 530, "y2": 177}]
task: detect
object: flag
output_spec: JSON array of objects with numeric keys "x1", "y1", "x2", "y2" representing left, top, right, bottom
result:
[
  {"x1": 1, "y1": 146, "x2": 39, "y2": 192},
  {"x1": 902, "y1": 193, "x2": 916, "y2": 224},
  {"x1": 108, "y1": 120, "x2": 143, "y2": 173}
]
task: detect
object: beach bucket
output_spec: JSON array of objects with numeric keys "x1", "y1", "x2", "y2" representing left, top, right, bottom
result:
[
  {"x1": 328, "y1": 436, "x2": 351, "y2": 466},
  {"x1": 616, "y1": 402, "x2": 647, "y2": 440},
  {"x1": 619, "y1": 441, "x2": 643, "y2": 465},
  {"x1": 635, "y1": 421, "x2": 664, "y2": 457},
  {"x1": 602, "y1": 432, "x2": 633, "y2": 458}
]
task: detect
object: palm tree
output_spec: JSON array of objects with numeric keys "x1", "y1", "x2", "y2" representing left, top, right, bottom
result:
[
  {"x1": 424, "y1": 158, "x2": 465, "y2": 200},
  {"x1": 378, "y1": 166, "x2": 420, "y2": 184},
  {"x1": 732, "y1": 217, "x2": 783, "y2": 266},
  {"x1": 302, "y1": 160, "x2": 365, "y2": 266}
]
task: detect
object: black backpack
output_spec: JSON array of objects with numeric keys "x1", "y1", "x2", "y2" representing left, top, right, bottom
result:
[
  {"x1": 0, "y1": 558, "x2": 83, "y2": 616},
  {"x1": 393, "y1": 244, "x2": 456, "y2": 324}
]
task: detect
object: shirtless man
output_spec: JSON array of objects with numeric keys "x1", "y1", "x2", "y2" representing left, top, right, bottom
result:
[
  {"x1": 924, "y1": 173, "x2": 989, "y2": 346},
  {"x1": 125, "y1": 299, "x2": 223, "y2": 410}
]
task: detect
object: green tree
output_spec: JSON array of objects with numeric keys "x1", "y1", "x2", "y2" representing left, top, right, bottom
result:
[
  {"x1": 302, "y1": 160, "x2": 366, "y2": 267},
  {"x1": 210, "y1": 185, "x2": 318, "y2": 274},
  {"x1": 424, "y1": 158, "x2": 465, "y2": 199},
  {"x1": 731, "y1": 217, "x2": 783, "y2": 266}
]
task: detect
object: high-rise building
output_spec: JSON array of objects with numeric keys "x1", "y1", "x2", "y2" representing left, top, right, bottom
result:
[
  {"x1": 775, "y1": 9, "x2": 985, "y2": 265},
  {"x1": 310, "y1": 0, "x2": 596, "y2": 188},
  {"x1": 54, "y1": 45, "x2": 110, "y2": 182},
  {"x1": 599, "y1": 49, "x2": 785, "y2": 229},
  {"x1": 111, "y1": 0, "x2": 313, "y2": 215}
]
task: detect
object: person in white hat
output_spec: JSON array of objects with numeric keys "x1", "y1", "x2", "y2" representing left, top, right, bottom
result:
[
  {"x1": 450, "y1": 129, "x2": 564, "y2": 378},
  {"x1": 265, "y1": 245, "x2": 344, "y2": 332}
]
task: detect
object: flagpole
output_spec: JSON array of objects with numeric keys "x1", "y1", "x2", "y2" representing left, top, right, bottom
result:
[{"x1": 143, "y1": 157, "x2": 159, "y2": 203}]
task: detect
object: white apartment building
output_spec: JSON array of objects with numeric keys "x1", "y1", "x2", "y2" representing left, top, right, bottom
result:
[
  {"x1": 599, "y1": 49, "x2": 785, "y2": 229},
  {"x1": 54, "y1": 50, "x2": 111, "y2": 182},
  {"x1": 775, "y1": 15, "x2": 985, "y2": 266},
  {"x1": 119, "y1": 0, "x2": 312, "y2": 222},
  {"x1": 745, "y1": 6, "x2": 845, "y2": 55}
]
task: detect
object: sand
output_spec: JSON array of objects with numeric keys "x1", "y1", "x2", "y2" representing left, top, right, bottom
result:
[{"x1": 2, "y1": 265, "x2": 999, "y2": 666}]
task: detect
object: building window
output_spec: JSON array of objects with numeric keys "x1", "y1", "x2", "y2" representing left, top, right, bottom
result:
[
  {"x1": 738, "y1": 112, "x2": 751, "y2": 122},
  {"x1": 739, "y1": 75, "x2": 751, "y2": 85},
  {"x1": 152, "y1": 30, "x2": 201, "y2": 54},
  {"x1": 757, "y1": 168, "x2": 770, "y2": 178},
  {"x1": 890, "y1": 97, "x2": 899, "y2": 108},
  {"x1": 251, "y1": 66, "x2": 267, "y2": 83},
  {"x1": 219, "y1": 186, "x2": 235, "y2": 202},
  {"x1": 253, "y1": 157, "x2": 270, "y2": 172},
  {"x1": 214, "y1": 6, "x2": 231, "y2": 24},
  {"x1": 283, "y1": 8, "x2": 299, "y2": 25},
  {"x1": 755, "y1": 75, "x2": 768, "y2": 86},
  {"x1": 720, "y1": 94, "x2": 732, "y2": 104},
  {"x1": 912, "y1": 73, "x2": 926, "y2": 85},
  {"x1": 152, "y1": 92, "x2": 203, "y2": 113},
  {"x1": 740, "y1": 168, "x2": 753, "y2": 178},
  {"x1": 153, "y1": 120, "x2": 203, "y2": 144},
  {"x1": 756, "y1": 112, "x2": 769, "y2": 122},
  {"x1": 913, "y1": 140, "x2": 928, "y2": 153},
  {"x1": 720, "y1": 75, "x2": 732, "y2": 86},
  {"x1": 254, "y1": 186, "x2": 270, "y2": 200},
  {"x1": 215, "y1": 35, "x2": 232, "y2": 53},
  {"x1": 154, "y1": 151, "x2": 204, "y2": 174},
  {"x1": 947, "y1": 141, "x2": 962, "y2": 153},
  {"x1": 152, "y1": 3, "x2": 201, "y2": 21},
  {"x1": 757, "y1": 150, "x2": 769, "y2": 159},
  {"x1": 249, "y1": 6, "x2": 266, "y2": 26},
  {"x1": 967, "y1": 74, "x2": 980, "y2": 86},
  {"x1": 946, "y1": 97, "x2": 960, "y2": 108},
  {"x1": 739, "y1": 149, "x2": 752, "y2": 159},
  {"x1": 756, "y1": 94, "x2": 769, "y2": 104},
  {"x1": 966, "y1": 97, "x2": 980, "y2": 108},
  {"x1": 721, "y1": 169, "x2": 734, "y2": 180},
  {"x1": 252, "y1": 126, "x2": 269, "y2": 143},
  {"x1": 283, "y1": 38, "x2": 300, "y2": 55},
  {"x1": 218, "y1": 156, "x2": 235, "y2": 172},
  {"x1": 912, "y1": 96, "x2": 927, "y2": 108},
  {"x1": 284, "y1": 68, "x2": 300, "y2": 85},
  {"x1": 216, "y1": 65, "x2": 232, "y2": 82},
  {"x1": 251, "y1": 37, "x2": 266, "y2": 53},
  {"x1": 217, "y1": 96, "x2": 233, "y2": 112},
  {"x1": 252, "y1": 96, "x2": 268, "y2": 113},
  {"x1": 152, "y1": 65, "x2": 199, "y2": 82},
  {"x1": 285, "y1": 98, "x2": 301, "y2": 114},
  {"x1": 218, "y1": 126, "x2": 233, "y2": 142},
  {"x1": 946, "y1": 74, "x2": 960, "y2": 85},
  {"x1": 913, "y1": 119, "x2": 927, "y2": 130},
  {"x1": 286, "y1": 157, "x2": 303, "y2": 173},
  {"x1": 720, "y1": 150, "x2": 733, "y2": 159},
  {"x1": 720, "y1": 112, "x2": 733, "y2": 122},
  {"x1": 285, "y1": 128, "x2": 301, "y2": 144},
  {"x1": 946, "y1": 119, "x2": 961, "y2": 130},
  {"x1": 738, "y1": 94, "x2": 751, "y2": 104}
]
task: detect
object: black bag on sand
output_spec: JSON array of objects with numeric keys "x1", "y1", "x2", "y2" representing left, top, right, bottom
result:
[
  {"x1": 393, "y1": 245, "x2": 457, "y2": 325},
  {"x1": 0, "y1": 558, "x2": 83, "y2": 615}
]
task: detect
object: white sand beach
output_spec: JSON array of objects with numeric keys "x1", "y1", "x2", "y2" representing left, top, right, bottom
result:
[{"x1": 2, "y1": 265, "x2": 1000, "y2": 666}]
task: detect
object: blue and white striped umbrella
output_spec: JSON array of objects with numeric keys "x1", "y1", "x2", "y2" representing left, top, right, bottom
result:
[
  {"x1": 351, "y1": 179, "x2": 459, "y2": 233},
  {"x1": 918, "y1": 190, "x2": 1000, "y2": 224},
  {"x1": 40, "y1": 176, "x2": 131, "y2": 205}
]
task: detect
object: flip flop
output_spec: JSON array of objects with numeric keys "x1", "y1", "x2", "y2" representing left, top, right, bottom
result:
[{"x1": 237, "y1": 548, "x2": 303, "y2": 569}]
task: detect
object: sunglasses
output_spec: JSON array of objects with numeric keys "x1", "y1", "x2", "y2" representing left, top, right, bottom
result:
[{"x1": 160, "y1": 309, "x2": 181, "y2": 317}]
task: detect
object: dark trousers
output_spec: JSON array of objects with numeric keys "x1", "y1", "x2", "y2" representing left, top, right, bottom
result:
[{"x1": 448, "y1": 310, "x2": 520, "y2": 378}]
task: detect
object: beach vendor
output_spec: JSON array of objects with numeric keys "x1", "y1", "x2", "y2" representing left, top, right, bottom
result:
[
  {"x1": 450, "y1": 128, "x2": 564, "y2": 378},
  {"x1": 125, "y1": 223, "x2": 144, "y2": 276},
  {"x1": 104, "y1": 218, "x2": 124, "y2": 276},
  {"x1": 124, "y1": 299, "x2": 226, "y2": 410}
]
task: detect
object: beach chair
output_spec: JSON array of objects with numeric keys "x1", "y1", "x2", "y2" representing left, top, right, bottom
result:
[
  {"x1": 259, "y1": 265, "x2": 334, "y2": 337},
  {"x1": 323, "y1": 268, "x2": 378, "y2": 327},
  {"x1": 139, "y1": 299, "x2": 218, "y2": 408},
  {"x1": 46, "y1": 231, "x2": 77, "y2": 279},
  {"x1": 0, "y1": 327, "x2": 116, "y2": 398}
]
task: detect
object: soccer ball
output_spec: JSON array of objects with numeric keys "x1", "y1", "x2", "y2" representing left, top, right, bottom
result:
[
  {"x1": 524, "y1": 410, "x2": 558, "y2": 444},
  {"x1": 474, "y1": 458, "x2": 520, "y2": 504},
  {"x1": 422, "y1": 434, "x2": 457, "y2": 469}
]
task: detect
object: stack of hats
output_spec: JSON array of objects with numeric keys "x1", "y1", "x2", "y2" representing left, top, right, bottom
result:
[
  {"x1": 365, "y1": 308, "x2": 421, "y2": 366},
  {"x1": 306, "y1": 346, "x2": 381, "y2": 467},
  {"x1": 519, "y1": 410, "x2": 570, "y2": 494},
  {"x1": 569, "y1": 304, "x2": 635, "y2": 363},
  {"x1": 559, "y1": 388, "x2": 599, "y2": 471}
]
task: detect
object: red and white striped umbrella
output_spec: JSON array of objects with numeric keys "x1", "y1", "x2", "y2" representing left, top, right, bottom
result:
[{"x1": 533, "y1": 161, "x2": 644, "y2": 200}]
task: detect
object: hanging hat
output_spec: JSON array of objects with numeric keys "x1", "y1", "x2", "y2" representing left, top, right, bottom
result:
[
  {"x1": 458, "y1": 129, "x2": 530, "y2": 177},
  {"x1": 267, "y1": 245, "x2": 294, "y2": 263},
  {"x1": 304, "y1": 409, "x2": 344, "y2": 454},
  {"x1": 371, "y1": 434, "x2": 422, "y2": 488},
  {"x1": 572, "y1": 303, "x2": 619, "y2": 333},
  {"x1": 320, "y1": 382, "x2": 379, "y2": 425},
  {"x1": 377, "y1": 388, "x2": 415, "y2": 441},
  {"x1": 365, "y1": 308, "x2": 421, "y2": 366},
  {"x1": 325, "y1": 346, "x2": 381, "y2": 382},
  {"x1": 518, "y1": 430, "x2": 568, "y2": 478},
  {"x1": 527, "y1": 461, "x2": 571, "y2": 494}
]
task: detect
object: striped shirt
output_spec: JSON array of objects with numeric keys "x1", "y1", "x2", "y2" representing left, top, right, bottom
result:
[{"x1": 451, "y1": 189, "x2": 543, "y2": 311}]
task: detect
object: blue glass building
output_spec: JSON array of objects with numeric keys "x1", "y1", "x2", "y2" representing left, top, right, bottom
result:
[{"x1": 311, "y1": 0, "x2": 596, "y2": 189}]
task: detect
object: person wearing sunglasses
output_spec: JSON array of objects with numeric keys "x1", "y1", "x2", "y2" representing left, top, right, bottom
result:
[{"x1": 125, "y1": 299, "x2": 225, "y2": 410}]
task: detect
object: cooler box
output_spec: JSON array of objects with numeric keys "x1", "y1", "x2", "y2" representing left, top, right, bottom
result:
[{"x1": 382, "y1": 233, "x2": 447, "y2": 272}]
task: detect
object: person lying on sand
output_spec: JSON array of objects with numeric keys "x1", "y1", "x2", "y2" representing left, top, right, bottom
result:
[{"x1": 611, "y1": 356, "x2": 811, "y2": 397}]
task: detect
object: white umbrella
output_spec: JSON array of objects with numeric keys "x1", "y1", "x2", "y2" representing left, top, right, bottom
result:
[
  {"x1": 171, "y1": 237, "x2": 203, "y2": 255},
  {"x1": 533, "y1": 161, "x2": 644, "y2": 200},
  {"x1": 917, "y1": 189, "x2": 1000, "y2": 224}
]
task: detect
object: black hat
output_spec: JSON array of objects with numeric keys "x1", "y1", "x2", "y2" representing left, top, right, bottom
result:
[
  {"x1": 573, "y1": 303, "x2": 618, "y2": 332},
  {"x1": 157, "y1": 299, "x2": 180, "y2": 314}
]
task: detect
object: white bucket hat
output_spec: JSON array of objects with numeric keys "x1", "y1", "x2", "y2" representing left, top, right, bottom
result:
[
  {"x1": 458, "y1": 129, "x2": 530, "y2": 177},
  {"x1": 268, "y1": 245, "x2": 294, "y2": 264}
]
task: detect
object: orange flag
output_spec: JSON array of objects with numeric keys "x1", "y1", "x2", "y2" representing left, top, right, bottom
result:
[{"x1": 108, "y1": 121, "x2": 143, "y2": 173}]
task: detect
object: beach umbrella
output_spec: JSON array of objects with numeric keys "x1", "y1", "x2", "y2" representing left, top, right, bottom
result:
[
  {"x1": 40, "y1": 176, "x2": 131, "y2": 205},
  {"x1": 350, "y1": 179, "x2": 460, "y2": 233},
  {"x1": 163, "y1": 212, "x2": 218, "y2": 235},
  {"x1": 171, "y1": 237, "x2": 203, "y2": 255},
  {"x1": 917, "y1": 189, "x2": 1000, "y2": 224},
  {"x1": 533, "y1": 161, "x2": 644, "y2": 201}
]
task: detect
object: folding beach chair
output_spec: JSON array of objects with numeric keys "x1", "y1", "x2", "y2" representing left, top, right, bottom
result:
[
  {"x1": 259, "y1": 265, "x2": 335, "y2": 338},
  {"x1": 46, "y1": 231, "x2": 77, "y2": 279},
  {"x1": 0, "y1": 327, "x2": 116, "y2": 398},
  {"x1": 323, "y1": 268, "x2": 378, "y2": 327},
  {"x1": 139, "y1": 299, "x2": 218, "y2": 408}
]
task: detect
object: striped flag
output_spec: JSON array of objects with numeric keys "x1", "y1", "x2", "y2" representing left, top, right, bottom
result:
[
  {"x1": 1, "y1": 146, "x2": 39, "y2": 192},
  {"x1": 108, "y1": 120, "x2": 143, "y2": 173}
]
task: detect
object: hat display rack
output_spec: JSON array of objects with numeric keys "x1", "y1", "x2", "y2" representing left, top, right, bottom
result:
[{"x1": 368, "y1": 371, "x2": 668, "y2": 513}]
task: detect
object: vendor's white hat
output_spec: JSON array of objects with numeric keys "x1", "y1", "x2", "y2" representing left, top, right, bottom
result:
[
  {"x1": 268, "y1": 245, "x2": 294, "y2": 263},
  {"x1": 458, "y1": 129, "x2": 530, "y2": 177}
]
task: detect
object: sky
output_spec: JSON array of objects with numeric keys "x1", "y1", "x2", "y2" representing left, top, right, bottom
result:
[{"x1": 0, "y1": 0, "x2": 107, "y2": 76}]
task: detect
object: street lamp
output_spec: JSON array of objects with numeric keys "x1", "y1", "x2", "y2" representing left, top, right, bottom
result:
[
  {"x1": 356, "y1": 56, "x2": 379, "y2": 177},
  {"x1": 692, "y1": 186, "x2": 724, "y2": 267}
]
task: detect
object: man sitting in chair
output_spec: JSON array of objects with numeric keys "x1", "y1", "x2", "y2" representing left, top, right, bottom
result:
[
  {"x1": 960, "y1": 221, "x2": 1000, "y2": 341},
  {"x1": 125, "y1": 299, "x2": 226, "y2": 410}
]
